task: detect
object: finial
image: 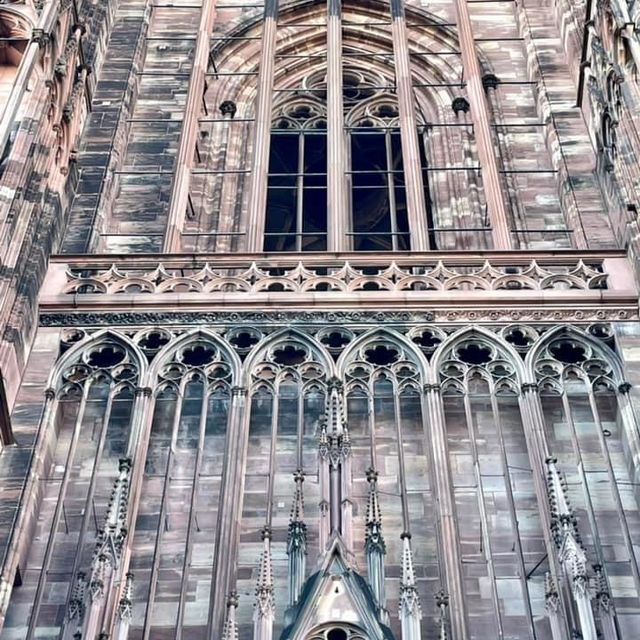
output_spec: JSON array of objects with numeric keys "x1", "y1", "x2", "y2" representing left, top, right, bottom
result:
[
  {"x1": 255, "y1": 526, "x2": 274, "y2": 617},
  {"x1": 222, "y1": 591, "x2": 240, "y2": 640},
  {"x1": 365, "y1": 467, "x2": 385, "y2": 554},
  {"x1": 399, "y1": 532, "x2": 422, "y2": 624}
]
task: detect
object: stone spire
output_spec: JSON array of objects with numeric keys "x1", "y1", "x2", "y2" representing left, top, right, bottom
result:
[
  {"x1": 399, "y1": 532, "x2": 422, "y2": 640},
  {"x1": 222, "y1": 591, "x2": 240, "y2": 640},
  {"x1": 96, "y1": 457, "x2": 132, "y2": 564},
  {"x1": 546, "y1": 457, "x2": 597, "y2": 640},
  {"x1": 287, "y1": 469, "x2": 307, "y2": 607},
  {"x1": 254, "y1": 526, "x2": 274, "y2": 640},
  {"x1": 113, "y1": 572, "x2": 134, "y2": 640},
  {"x1": 365, "y1": 467, "x2": 387, "y2": 622},
  {"x1": 434, "y1": 590, "x2": 449, "y2": 640},
  {"x1": 67, "y1": 572, "x2": 87, "y2": 622},
  {"x1": 544, "y1": 572, "x2": 563, "y2": 640},
  {"x1": 318, "y1": 377, "x2": 352, "y2": 548},
  {"x1": 594, "y1": 564, "x2": 617, "y2": 640}
]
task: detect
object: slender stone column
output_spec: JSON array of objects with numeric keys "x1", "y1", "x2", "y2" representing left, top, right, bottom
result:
[
  {"x1": 451, "y1": 0, "x2": 512, "y2": 248},
  {"x1": 245, "y1": 0, "x2": 279, "y2": 252},
  {"x1": 421, "y1": 384, "x2": 468, "y2": 640},
  {"x1": 208, "y1": 386, "x2": 249, "y2": 637},
  {"x1": 518, "y1": 384, "x2": 572, "y2": 636},
  {"x1": 163, "y1": 0, "x2": 218, "y2": 251},
  {"x1": 390, "y1": 0, "x2": 430, "y2": 250},
  {"x1": 327, "y1": 0, "x2": 349, "y2": 251}
]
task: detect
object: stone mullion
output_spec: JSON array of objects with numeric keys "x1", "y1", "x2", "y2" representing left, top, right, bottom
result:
[
  {"x1": 422, "y1": 384, "x2": 469, "y2": 640},
  {"x1": 140, "y1": 384, "x2": 184, "y2": 640},
  {"x1": 0, "y1": 388, "x2": 57, "y2": 630},
  {"x1": 208, "y1": 386, "x2": 248, "y2": 637},
  {"x1": 104, "y1": 386, "x2": 154, "y2": 635},
  {"x1": 518, "y1": 383, "x2": 573, "y2": 637},
  {"x1": 245, "y1": 0, "x2": 279, "y2": 252},
  {"x1": 452, "y1": 0, "x2": 512, "y2": 249},
  {"x1": 587, "y1": 387, "x2": 640, "y2": 598},
  {"x1": 163, "y1": 0, "x2": 218, "y2": 252},
  {"x1": 390, "y1": 0, "x2": 430, "y2": 251},
  {"x1": 26, "y1": 386, "x2": 89, "y2": 640},
  {"x1": 327, "y1": 0, "x2": 348, "y2": 251}
]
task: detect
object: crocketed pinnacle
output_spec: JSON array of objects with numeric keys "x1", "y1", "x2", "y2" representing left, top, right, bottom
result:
[
  {"x1": 255, "y1": 526, "x2": 275, "y2": 617},
  {"x1": 365, "y1": 467, "x2": 385, "y2": 554},
  {"x1": 399, "y1": 532, "x2": 421, "y2": 617},
  {"x1": 222, "y1": 591, "x2": 240, "y2": 640}
]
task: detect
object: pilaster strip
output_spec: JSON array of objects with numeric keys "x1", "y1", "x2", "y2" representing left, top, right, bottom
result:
[
  {"x1": 452, "y1": 0, "x2": 512, "y2": 249},
  {"x1": 390, "y1": 0, "x2": 430, "y2": 250},
  {"x1": 245, "y1": 0, "x2": 279, "y2": 252}
]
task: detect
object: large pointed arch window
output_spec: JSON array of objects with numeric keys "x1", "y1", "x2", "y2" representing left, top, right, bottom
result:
[{"x1": 264, "y1": 70, "x2": 435, "y2": 252}]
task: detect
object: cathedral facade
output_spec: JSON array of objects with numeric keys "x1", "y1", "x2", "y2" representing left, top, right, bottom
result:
[{"x1": 0, "y1": 0, "x2": 639, "y2": 638}]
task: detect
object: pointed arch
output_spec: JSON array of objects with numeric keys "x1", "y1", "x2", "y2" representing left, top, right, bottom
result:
[
  {"x1": 243, "y1": 327, "x2": 335, "y2": 380},
  {"x1": 431, "y1": 325, "x2": 525, "y2": 385},
  {"x1": 337, "y1": 327, "x2": 429, "y2": 381},
  {"x1": 48, "y1": 328, "x2": 147, "y2": 391},
  {"x1": 525, "y1": 324, "x2": 624, "y2": 384},
  {"x1": 148, "y1": 327, "x2": 242, "y2": 387}
]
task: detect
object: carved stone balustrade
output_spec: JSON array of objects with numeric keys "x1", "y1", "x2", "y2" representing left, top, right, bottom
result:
[{"x1": 40, "y1": 250, "x2": 638, "y2": 325}]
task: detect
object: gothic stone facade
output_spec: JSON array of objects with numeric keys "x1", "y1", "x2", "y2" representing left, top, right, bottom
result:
[{"x1": 0, "y1": 0, "x2": 639, "y2": 639}]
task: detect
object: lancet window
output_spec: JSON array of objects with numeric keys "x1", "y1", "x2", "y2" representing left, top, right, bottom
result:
[
  {"x1": 17, "y1": 334, "x2": 142, "y2": 640},
  {"x1": 534, "y1": 328, "x2": 640, "y2": 637},
  {"x1": 437, "y1": 333, "x2": 548, "y2": 638},
  {"x1": 342, "y1": 334, "x2": 440, "y2": 635},
  {"x1": 127, "y1": 335, "x2": 234, "y2": 638},
  {"x1": 236, "y1": 333, "x2": 329, "y2": 636}
]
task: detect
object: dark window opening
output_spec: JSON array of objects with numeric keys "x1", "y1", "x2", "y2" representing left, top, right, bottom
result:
[
  {"x1": 350, "y1": 128, "x2": 412, "y2": 251},
  {"x1": 265, "y1": 127, "x2": 328, "y2": 252}
]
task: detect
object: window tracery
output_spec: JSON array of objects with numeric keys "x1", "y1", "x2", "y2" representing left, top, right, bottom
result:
[
  {"x1": 127, "y1": 333, "x2": 235, "y2": 637},
  {"x1": 532, "y1": 329, "x2": 640, "y2": 633}
]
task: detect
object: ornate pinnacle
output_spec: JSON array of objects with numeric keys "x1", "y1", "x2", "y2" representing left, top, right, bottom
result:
[
  {"x1": 89, "y1": 553, "x2": 108, "y2": 601},
  {"x1": 95, "y1": 458, "x2": 132, "y2": 565},
  {"x1": 319, "y1": 381, "x2": 350, "y2": 463},
  {"x1": 546, "y1": 457, "x2": 582, "y2": 549},
  {"x1": 222, "y1": 591, "x2": 240, "y2": 640},
  {"x1": 434, "y1": 590, "x2": 449, "y2": 640},
  {"x1": 365, "y1": 467, "x2": 385, "y2": 554},
  {"x1": 593, "y1": 564, "x2": 611, "y2": 613},
  {"x1": 255, "y1": 526, "x2": 275, "y2": 618},
  {"x1": 399, "y1": 532, "x2": 421, "y2": 618},
  {"x1": 288, "y1": 470, "x2": 307, "y2": 553},
  {"x1": 118, "y1": 572, "x2": 134, "y2": 621},
  {"x1": 544, "y1": 572, "x2": 560, "y2": 614},
  {"x1": 68, "y1": 572, "x2": 87, "y2": 621}
]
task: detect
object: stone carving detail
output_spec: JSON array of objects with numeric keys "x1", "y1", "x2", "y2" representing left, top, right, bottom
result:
[{"x1": 61, "y1": 258, "x2": 609, "y2": 295}]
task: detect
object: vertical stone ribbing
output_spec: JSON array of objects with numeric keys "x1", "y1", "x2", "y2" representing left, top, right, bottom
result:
[
  {"x1": 390, "y1": 0, "x2": 430, "y2": 250},
  {"x1": 422, "y1": 384, "x2": 468, "y2": 640},
  {"x1": 326, "y1": 0, "x2": 348, "y2": 251},
  {"x1": 245, "y1": 0, "x2": 279, "y2": 252},
  {"x1": 208, "y1": 386, "x2": 248, "y2": 637},
  {"x1": 163, "y1": 0, "x2": 218, "y2": 251},
  {"x1": 452, "y1": 0, "x2": 512, "y2": 249}
]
